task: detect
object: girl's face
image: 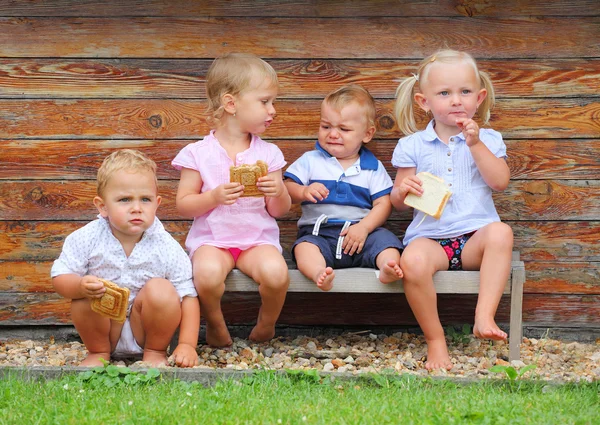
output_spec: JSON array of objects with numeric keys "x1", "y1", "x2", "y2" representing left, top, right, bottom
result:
[
  {"x1": 232, "y1": 75, "x2": 278, "y2": 135},
  {"x1": 414, "y1": 60, "x2": 487, "y2": 135}
]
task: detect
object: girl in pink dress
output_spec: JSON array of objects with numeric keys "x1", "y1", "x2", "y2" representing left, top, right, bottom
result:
[{"x1": 172, "y1": 53, "x2": 291, "y2": 347}]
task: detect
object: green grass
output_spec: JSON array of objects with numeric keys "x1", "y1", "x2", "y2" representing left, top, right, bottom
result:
[{"x1": 0, "y1": 370, "x2": 598, "y2": 425}]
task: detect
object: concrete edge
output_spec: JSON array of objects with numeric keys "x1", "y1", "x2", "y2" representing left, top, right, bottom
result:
[{"x1": 0, "y1": 366, "x2": 589, "y2": 387}]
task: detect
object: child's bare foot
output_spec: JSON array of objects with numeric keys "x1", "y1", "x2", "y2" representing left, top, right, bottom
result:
[
  {"x1": 142, "y1": 349, "x2": 168, "y2": 366},
  {"x1": 379, "y1": 260, "x2": 404, "y2": 284},
  {"x1": 206, "y1": 322, "x2": 233, "y2": 347},
  {"x1": 424, "y1": 339, "x2": 453, "y2": 371},
  {"x1": 80, "y1": 352, "x2": 110, "y2": 367},
  {"x1": 315, "y1": 267, "x2": 335, "y2": 291},
  {"x1": 249, "y1": 321, "x2": 276, "y2": 342},
  {"x1": 473, "y1": 318, "x2": 507, "y2": 341}
]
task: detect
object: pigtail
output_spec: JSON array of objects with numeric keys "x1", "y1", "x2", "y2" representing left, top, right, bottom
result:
[
  {"x1": 477, "y1": 70, "x2": 495, "y2": 125},
  {"x1": 394, "y1": 76, "x2": 419, "y2": 136}
]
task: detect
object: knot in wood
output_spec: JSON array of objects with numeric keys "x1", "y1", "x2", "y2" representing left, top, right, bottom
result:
[{"x1": 148, "y1": 115, "x2": 163, "y2": 128}]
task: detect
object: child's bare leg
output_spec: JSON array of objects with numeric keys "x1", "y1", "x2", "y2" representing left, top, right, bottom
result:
[
  {"x1": 130, "y1": 278, "x2": 181, "y2": 366},
  {"x1": 193, "y1": 246, "x2": 235, "y2": 347},
  {"x1": 294, "y1": 242, "x2": 335, "y2": 291},
  {"x1": 237, "y1": 245, "x2": 289, "y2": 342},
  {"x1": 375, "y1": 248, "x2": 403, "y2": 284},
  {"x1": 400, "y1": 238, "x2": 453, "y2": 370},
  {"x1": 462, "y1": 222, "x2": 513, "y2": 341},
  {"x1": 71, "y1": 299, "x2": 112, "y2": 366}
]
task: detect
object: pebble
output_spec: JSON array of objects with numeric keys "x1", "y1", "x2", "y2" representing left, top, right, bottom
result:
[{"x1": 1, "y1": 332, "x2": 599, "y2": 382}]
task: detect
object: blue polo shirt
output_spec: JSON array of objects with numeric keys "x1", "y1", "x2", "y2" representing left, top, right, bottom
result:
[
  {"x1": 284, "y1": 142, "x2": 392, "y2": 227},
  {"x1": 391, "y1": 120, "x2": 507, "y2": 245}
]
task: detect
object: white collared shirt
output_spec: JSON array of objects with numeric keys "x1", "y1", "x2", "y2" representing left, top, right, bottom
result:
[
  {"x1": 391, "y1": 120, "x2": 507, "y2": 245},
  {"x1": 51, "y1": 216, "x2": 197, "y2": 311}
]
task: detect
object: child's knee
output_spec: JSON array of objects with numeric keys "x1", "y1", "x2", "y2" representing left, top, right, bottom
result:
[
  {"x1": 256, "y1": 261, "x2": 289, "y2": 291},
  {"x1": 486, "y1": 222, "x2": 514, "y2": 248},
  {"x1": 400, "y1": 250, "x2": 431, "y2": 278},
  {"x1": 143, "y1": 278, "x2": 179, "y2": 307}
]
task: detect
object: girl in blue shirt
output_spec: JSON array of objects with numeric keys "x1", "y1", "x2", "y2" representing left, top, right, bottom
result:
[{"x1": 391, "y1": 50, "x2": 513, "y2": 371}]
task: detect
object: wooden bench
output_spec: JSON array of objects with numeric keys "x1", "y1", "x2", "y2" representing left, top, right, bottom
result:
[{"x1": 224, "y1": 252, "x2": 525, "y2": 361}]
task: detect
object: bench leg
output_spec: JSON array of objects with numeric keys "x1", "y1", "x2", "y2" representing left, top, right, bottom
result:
[{"x1": 509, "y1": 264, "x2": 525, "y2": 361}]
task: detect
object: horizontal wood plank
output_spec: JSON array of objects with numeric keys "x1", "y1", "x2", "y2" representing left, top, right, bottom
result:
[
  {"x1": 1, "y1": 293, "x2": 598, "y2": 326},
  {"x1": 1, "y1": 1, "x2": 596, "y2": 17},
  {"x1": 3, "y1": 221, "x2": 600, "y2": 264},
  {"x1": 1, "y1": 17, "x2": 599, "y2": 59},
  {"x1": 1, "y1": 59, "x2": 598, "y2": 99},
  {"x1": 1, "y1": 180, "x2": 599, "y2": 221},
  {"x1": 1, "y1": 99, "x2": 599, "y2": 139},
  {"x1": 223, "y1": 269, "x2": 512, "y2": 294},
  {"x1": 1, "y1": 139, "x2": 599, "y2": 181},
  {"x1": 3, "y1": 259, "x2": 598, "y2": 296}
]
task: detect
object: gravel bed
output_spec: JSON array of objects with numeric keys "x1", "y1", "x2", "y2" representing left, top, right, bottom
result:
[{"x1": 1, "y1": 332, "x2": 599, "y2": 383}]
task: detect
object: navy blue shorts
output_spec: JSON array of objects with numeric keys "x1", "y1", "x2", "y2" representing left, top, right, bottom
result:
[{"x1": 291, "y1": 225, "x2": 403, "y2": 269}]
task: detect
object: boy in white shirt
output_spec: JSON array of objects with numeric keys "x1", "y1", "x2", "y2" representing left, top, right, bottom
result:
[{"x1": 52, "y1": 149, "x2": 199, "y2": 367}]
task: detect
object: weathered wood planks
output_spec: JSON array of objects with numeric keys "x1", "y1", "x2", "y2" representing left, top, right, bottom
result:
[
  {"x1": 0, "y1": 1, "x2": 599, "y2": 330},
  {"x1": 1, "y1": 99, "x2": 599, "y2": 139},
  {"x1": 1, "y1": 139, "x2": 599, "y2": 181},
  {"x1": 1, "y1": 1, "x2": 597, "y2": 18},
  {"x1": 1, "y1": 59, "x2": 599, "y2": 99},
  {"x1": 2, "y1": 17, "x2": 599, "y2": 59}
]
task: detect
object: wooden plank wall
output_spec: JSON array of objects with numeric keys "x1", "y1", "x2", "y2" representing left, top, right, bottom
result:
[{"x1": 1, "y1": 1, "x2": 599, "y2": 330}]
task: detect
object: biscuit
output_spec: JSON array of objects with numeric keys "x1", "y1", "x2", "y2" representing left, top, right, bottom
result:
[
  {"x1": 229, "y1": 160, "x2": 269, "y2": 197},
  {"x1": 90, "y1": 279, "x2": 130, "y2": 323}
]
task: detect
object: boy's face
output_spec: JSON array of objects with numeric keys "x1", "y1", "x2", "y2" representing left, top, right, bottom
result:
[
  {"x1": 318, "y1": 100, "x2": 375, "y2": 162},
  {"x1": 93, "y1": 169, "x2": 161, "y2": 245}
]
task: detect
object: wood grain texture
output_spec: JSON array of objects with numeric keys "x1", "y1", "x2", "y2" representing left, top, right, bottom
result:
[
  {"x1": 1, "y1": 1, "x2": 596, "y2": 17},
  {"x1": 3, "y1": 139, "x2": 599, "y2": 181},
  {"x1": 1, "y1": 180, "x2": 599, "y2": 221},
  {"x1": 2, "y1": 17, "x2": 599, "y2": 59},
  {"x1": 1, "y1": 293, "x2": 598, "y2": 326},
  {"x1": 1, "y1": 99, "x2": 599, "y2": 139},
  {"x1": 1, "y1": 59, "x2": 598, "y2": 99}
]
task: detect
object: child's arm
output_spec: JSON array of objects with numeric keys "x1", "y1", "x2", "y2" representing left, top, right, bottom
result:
[
  {"x1": 176, "y1": 168, "x2": 244, "y2": 218},
  {"x1": 53, "y1": 274, "x2": 105, "y2": 300},
  {"x1": 284, "y1": 179, "x2": 330, "y2": 204},
  {"x1": 170, "y1": 295, "x2": 200, "y2": 368},
  {"x1": 457, "y1": 118, "x2": 510, "y2": 191},
  {"x1": 341, "y1": 194, "x2": 393, "y2": 255},
  {"x1": 258, "y1": 169, "x2": 292, "y2": 218},
  {"x1": 390, "y1": 167, "x2": 421, "y2": 211}
]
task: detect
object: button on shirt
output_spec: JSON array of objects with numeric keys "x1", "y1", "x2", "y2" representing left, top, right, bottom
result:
[
  {"x1": 391, "y1": 120, "x2": 507, "y2": 245},
  {"x1": 51, "y1": 216, "x2": 197, "y2": 312},
  {"x1": 172, "y1": 131, "x2": 286, "y2": 255}
]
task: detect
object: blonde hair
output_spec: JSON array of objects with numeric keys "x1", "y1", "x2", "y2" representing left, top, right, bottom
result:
[
  {"x1": 97, "y1": 149, "x2": 157, "y2": 196},
  {"x1": 205, "y1": 53, "x2": 279, "y2": 127},
  {"x1": 324, "y1": 84, "x2": 377, "y2": 130},
  {"x1": 394, "y1": 49, "x2": 495, "y2": 136}
]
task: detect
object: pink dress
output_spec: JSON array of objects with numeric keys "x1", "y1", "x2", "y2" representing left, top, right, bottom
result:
[{"x1": 172, "y1": 131, "x2": 286, "y2": 256}]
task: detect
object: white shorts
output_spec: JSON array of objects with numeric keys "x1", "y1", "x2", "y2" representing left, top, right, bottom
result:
[{"x1": 112, "y1": 318, "x2": 143, "y2": 357}]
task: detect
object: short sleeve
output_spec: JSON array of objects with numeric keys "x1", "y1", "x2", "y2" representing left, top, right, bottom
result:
[
  {"x1": 171, "y1": 142, "x2": 200, "y2": 172},
  {"x1": 163, "y1": 237, "x2": 198, "y2": 299},
  {"x1": 283, "y1": 152, "x2": 311, "y2": 185},
  {"x1": 265, "y1": 143, "x2": 286, "y2": 173},
  {"x1": 370, "y1": 161, "x2": 393, "y2": 200},
  {"x1": 50, "y1": 224, "x2": 95, "y2": 278},
  {"x1": 481, "y1": 129, "x2": 507, "y2": 159},
  {"x1": 391, "y1": 134, "x2": 418, "y2": 168}
]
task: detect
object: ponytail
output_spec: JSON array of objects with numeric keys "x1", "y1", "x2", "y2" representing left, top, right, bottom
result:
[
  {"x1": 478, "y1": 70, "x2": 495, "y2": 125},
  {"x1": 394, "y1": 76, "x2": 419, "y2": 136}
]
